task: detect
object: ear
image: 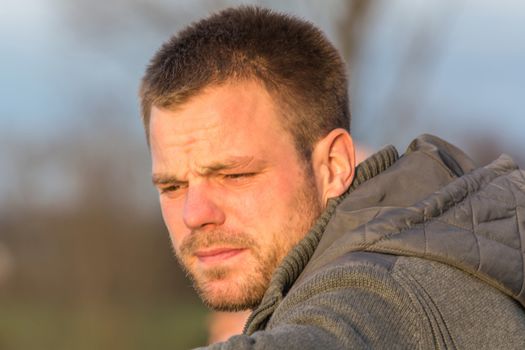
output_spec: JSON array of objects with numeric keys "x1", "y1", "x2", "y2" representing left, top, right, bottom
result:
[{"x1": 311, "y1": 129, "x2": 355, "y2": 206}]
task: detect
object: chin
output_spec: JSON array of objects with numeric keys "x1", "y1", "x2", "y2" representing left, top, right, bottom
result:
[{"x1": 196, "y1": 273, "x2": 265, "y2": 312}]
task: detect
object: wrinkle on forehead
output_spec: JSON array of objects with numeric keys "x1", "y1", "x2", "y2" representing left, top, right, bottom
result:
[
  {"x1": 193, "y1": 155, "x2": 270, "y2": 176},
  {"x1": 151, "y1": 113, "x2": 221, "y2": 147}
]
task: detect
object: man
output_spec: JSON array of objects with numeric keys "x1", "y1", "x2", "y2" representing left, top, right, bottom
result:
[{"x1": 140, "y1": 6, "x2": 525, "y2": 349}]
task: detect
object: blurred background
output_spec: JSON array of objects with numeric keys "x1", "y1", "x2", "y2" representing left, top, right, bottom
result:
[{"x1": 1, "y1": 0, "x2": 524, "y2": 349}]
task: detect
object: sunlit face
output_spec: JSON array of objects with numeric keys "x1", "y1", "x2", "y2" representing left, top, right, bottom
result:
[{"x1": 149, "y1": 80, "x2": 322, "y2": 311}]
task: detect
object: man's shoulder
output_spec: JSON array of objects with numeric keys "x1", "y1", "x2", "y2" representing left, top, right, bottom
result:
[{"x1": 278, "y1": 253, "x2": 525, "y2": 349}]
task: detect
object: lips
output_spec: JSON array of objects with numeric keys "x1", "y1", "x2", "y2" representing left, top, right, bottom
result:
[{"x1": 194, "y1": 248, "x2": 246, "y2": 264}]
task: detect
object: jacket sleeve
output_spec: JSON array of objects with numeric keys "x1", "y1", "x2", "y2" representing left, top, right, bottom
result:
[{"x1": 194, "y1": 262, "x2": 425, "y2": 349}]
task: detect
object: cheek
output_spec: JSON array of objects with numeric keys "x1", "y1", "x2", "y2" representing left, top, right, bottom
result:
[{"x1": 227, "y1": 174, "x2": 300, "y2": 228}]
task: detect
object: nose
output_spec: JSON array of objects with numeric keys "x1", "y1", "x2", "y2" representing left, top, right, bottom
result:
[{"x1": 182, "y1": 182, "x2": 225, "y2": 230}]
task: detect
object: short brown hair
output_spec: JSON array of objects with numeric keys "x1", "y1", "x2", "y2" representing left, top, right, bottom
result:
[{"x1": 139, "y1": 6, "x2": 350, "y2": 160}]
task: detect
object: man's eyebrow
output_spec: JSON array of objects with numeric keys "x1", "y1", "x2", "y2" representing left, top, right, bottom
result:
[
  {"x1": 152, "y1": 156, "x2": 265, "y2": 185},
  {"x1": 151, "y1": 174, "x2": 183, "y2": 186}
]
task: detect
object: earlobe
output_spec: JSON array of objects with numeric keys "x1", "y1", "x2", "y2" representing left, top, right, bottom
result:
[{"x1": 311, "y1": 129, "x2": 355, "y2": 205}]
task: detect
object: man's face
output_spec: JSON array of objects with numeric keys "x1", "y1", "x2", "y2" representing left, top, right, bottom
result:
[{"x1": 149, "y1": 80, "x2": 322, "y2": 311}]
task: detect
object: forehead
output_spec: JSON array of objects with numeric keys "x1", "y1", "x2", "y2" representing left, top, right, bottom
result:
[{"x1": 149, "y1": 81, "x2": 296, "y2": 172}]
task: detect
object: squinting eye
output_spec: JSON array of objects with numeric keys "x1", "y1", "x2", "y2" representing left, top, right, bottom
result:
[
  {"x1": 224, "y1": 173, "x2": 256, "y2": 180},
  {"x1": 160, "y1": 184, "x2": 186, "y2": 194}
]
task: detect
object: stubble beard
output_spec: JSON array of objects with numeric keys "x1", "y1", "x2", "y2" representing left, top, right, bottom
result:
[{"x1": 175, "y1": 173, "x2": 322, "y2": 312}]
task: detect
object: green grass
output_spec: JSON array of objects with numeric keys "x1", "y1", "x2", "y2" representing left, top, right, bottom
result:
[{"x1": 0, "y1": 299, "x2": 209, "y2": 350}]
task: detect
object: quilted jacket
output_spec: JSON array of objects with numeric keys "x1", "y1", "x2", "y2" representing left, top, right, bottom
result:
[{"x1": 200, "y1": 134, "x2": 525, "y2": 349}]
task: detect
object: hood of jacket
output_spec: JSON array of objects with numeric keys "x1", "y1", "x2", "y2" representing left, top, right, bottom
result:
[{"x1": 302, "y1": 134, "x2": 525, "y2": 307}]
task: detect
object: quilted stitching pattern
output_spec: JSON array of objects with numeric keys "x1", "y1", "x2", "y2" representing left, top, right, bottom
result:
[{"x1": 352, "y1": 155, "x2": 525, "y2": 307}]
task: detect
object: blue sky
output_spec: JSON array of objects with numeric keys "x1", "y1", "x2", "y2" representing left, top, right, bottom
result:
[
  {"x1": 1, "y1": 0, "x2": 523, "y2": 147},
  {"x1": 1, "y1": 0, "x2": 524, "y2": 207},
  {"x1": 351, "y1": 0, "x2": 525, "y2": 149}
]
